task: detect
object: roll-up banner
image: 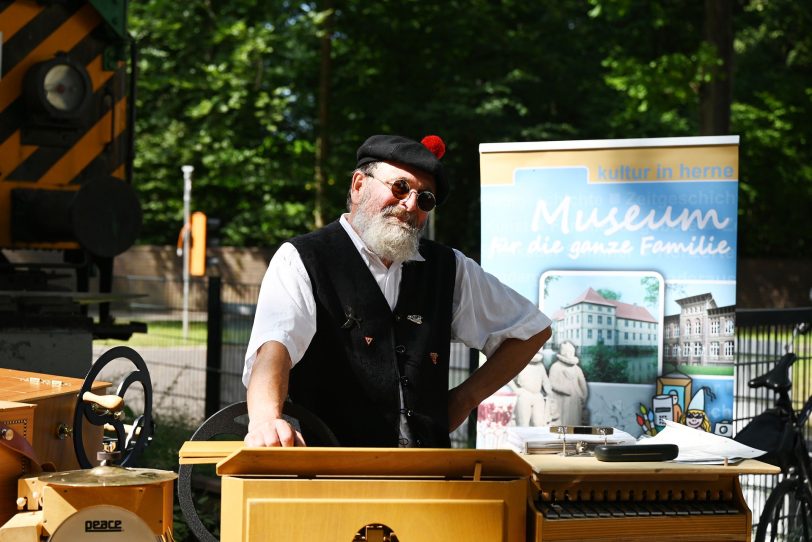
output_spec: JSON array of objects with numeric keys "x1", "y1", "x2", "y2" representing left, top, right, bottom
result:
[{"x1": 477, "y1": 136, "x2": 739, "y2": 447}]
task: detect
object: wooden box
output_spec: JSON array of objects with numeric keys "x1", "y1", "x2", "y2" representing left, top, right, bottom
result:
[
  {"x1": 0, "y1": 369, "x2": 108, "y2": 472},
  {"x1": 0, "y1": 401, "x2": 35, "y2": 526},
  {"x1": 180, "y1": 444, "x2": 532, "y2": 542},
  {"x1": 37, "y1": 479, "x2": 174, "y2": 538}
]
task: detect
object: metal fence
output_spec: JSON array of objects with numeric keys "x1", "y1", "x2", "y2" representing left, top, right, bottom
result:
[
  {"x1": 93, "y1": 275, "x2": 240, "y2": 423},
  {"x1": 95, "y1": 275, "x2": 475, "y2": 446},
  {"x1": 733, "y1": 307, "x2": 812, "y2": 533},
  {"x1": 95, "y1": 278, "x2": 811, "y2": 486}
]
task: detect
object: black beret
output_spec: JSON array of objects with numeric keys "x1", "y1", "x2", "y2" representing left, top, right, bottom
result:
[{"x1": 356, "y1": 134, "x2": 449, "y2": 205}]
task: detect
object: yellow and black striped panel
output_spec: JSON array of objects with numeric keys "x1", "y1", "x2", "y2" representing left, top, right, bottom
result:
[{"x1": 0, "y1": 0, "x2": 131, "y2": 251}]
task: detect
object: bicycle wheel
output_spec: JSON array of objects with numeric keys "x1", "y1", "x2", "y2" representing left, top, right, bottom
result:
[{"x1": 755, "y1": 477, "x2": 812, "y2": 542}]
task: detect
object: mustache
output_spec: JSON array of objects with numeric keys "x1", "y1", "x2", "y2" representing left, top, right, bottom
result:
[{"x1": 382, "y1": 205, "x2": 419, "y2": 229}]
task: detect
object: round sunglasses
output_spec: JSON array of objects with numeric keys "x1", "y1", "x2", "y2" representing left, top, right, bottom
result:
[{"x1": 367, "y1": 174, "x2": 436, "y2": 212}]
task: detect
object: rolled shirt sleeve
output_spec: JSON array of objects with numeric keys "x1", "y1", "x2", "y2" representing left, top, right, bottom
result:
[
  {"x1": 450, "y1": 249, "x2": 552, "y2": 357},
  {"x1": 242, "y1": 242, "x2": 317, "y2": 387}
]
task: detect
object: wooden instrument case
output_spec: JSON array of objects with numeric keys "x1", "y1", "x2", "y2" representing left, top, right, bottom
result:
[
  {"x1": 181, "y1": 442, "x2": 531, "y2": 542},
  {"x1": 180, "y1": 442, "x2": 781, "y2": 542},
  {"x1": 0, "y1": 369, "x2": 108, "y2": 472},
  {"x1": 0, "y1": 402, "x2": 35, "y2": 527}
]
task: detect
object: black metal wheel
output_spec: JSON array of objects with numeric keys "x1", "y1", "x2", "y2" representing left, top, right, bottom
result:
[
  {"x1": 178, "y1": 402, "x2": 249, "y2": 542},
  {"x1": 178, "y1": 401, "x2": 339, "y2": 542},
  {"x1": 755, "y1": 477, "x2": 812, "y2": 542},
  {"x1": 73, "y1": 346, "x2": 153, "y2": 468}
]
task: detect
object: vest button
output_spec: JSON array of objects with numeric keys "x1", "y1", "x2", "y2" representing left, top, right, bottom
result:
[
  {"x1": 395, "y1": 345, "x2": 406, "y2": 354},
  {"x1": 415, "y1": 439, "x2": 423, "y2": 447},
  {"x1": 399, "y1": 376, "x2": 410, "y2": 386},
  {"x1": 395, "y1": 314, "x2": 402, "y2": 321}
]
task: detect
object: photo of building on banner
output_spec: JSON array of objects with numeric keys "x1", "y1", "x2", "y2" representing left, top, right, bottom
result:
[{"x1": 476, "y1": 136, "x2": 739, "y2": 449}]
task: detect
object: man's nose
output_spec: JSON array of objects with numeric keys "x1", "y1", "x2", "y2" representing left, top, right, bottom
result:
[{"x1": 399, "y1": 190, "x2": 420, "y2": 211}]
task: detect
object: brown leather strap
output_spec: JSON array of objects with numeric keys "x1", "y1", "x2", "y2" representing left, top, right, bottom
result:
[{"x1": 0, "y1": 422, "x2": 54, "y2": 472}]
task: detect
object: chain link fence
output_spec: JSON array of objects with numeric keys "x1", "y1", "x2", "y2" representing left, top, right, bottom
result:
[
  {"x1": 91, "y1": 276, "x2": 812, "y2": 541},
  {"x1": 95, "y1": 276, "x2": 809, "y2": 469},
  {"x1": 94, "y1": 275, "x2": 474, "y2": 447}
]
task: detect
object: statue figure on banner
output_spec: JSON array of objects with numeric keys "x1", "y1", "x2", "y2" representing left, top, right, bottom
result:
[
  {"x1": 511, "y1": 353, "x2": 552, "y2": 426},
  {"x1": 549, "y1": 341, "x2": 588, "y2": 426}
]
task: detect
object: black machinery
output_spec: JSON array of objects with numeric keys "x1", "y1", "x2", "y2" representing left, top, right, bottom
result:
[{"x1": 1, "y1": 0, "x2": 144, "y2": 377}]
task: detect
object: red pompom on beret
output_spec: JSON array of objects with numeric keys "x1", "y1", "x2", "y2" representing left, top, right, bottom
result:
[{"x1": 421, "y1": 135, "x2": 446, "y2": 159}]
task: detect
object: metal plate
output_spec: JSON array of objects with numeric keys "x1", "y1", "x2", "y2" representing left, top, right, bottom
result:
[{"x1": 39, "y1": 466, "x2": 177, "y2": 487}]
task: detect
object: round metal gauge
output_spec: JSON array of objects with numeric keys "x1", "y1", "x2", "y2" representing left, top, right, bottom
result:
[
  {"x1": 42, "y1": 62, "x2": 87, "y2": 112},
  {"x1": 23, "y1": 54, "x2": 92, "y2": 119}
]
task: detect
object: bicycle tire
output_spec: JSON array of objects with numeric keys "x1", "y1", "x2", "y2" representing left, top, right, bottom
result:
[{"x1": 755, "y1": 477, "x2": 812, "y2": 542}]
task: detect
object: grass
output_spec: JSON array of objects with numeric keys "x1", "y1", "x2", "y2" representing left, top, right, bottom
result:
[
  {"x1": 661, "y1": 362, "x2": 734, "y2": 376},
  {"x1": 96, "y1": 321, "x2": 208, "y2": 347},
  {"x1": 138, "y1": 413, "x2": 221, "y2": 542},
  {"x1": 94, "y1": 319, "x2": 251, "y2": 348}
]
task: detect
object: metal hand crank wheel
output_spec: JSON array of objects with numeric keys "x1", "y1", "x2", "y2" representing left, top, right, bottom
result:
[{"x1": 73, "y1": 346, "x2": 153, "y2": 468}]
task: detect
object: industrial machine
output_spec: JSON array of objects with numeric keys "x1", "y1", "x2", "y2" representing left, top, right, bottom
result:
[
  {"x1": 0, "y1": 4, "x2": 179, "y2": 539},
  {"x1": 0, "y1": 0, "x2": 144, "y2": 377}
]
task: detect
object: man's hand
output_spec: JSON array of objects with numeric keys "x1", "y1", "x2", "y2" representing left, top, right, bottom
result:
[
  {"x1": 246, "y1": 341, "x2": 304, "y2": 447},
  {"x1": 244, "y1": 418, "x2": 306, "y2": 447}
]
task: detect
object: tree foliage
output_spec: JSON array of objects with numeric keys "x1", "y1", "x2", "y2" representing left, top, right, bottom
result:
[
  {"x1": 581, "y1": 343, "x2": 629, "y2": 383},
  {"x1": 130, "y1": 0, "x2": 812, "y2": 259},
  {"x1": 596, "y1": 289, "x2": 621, "y2": 301}
]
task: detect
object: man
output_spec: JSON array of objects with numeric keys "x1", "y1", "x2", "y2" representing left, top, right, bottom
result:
[{"x1": 243, "y1": 134, "x2": 551, "y2": 448}]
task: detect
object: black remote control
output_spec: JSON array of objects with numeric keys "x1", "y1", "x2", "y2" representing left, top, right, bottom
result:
[{"x1": 594, "y1": 443, "x2": 679, "y2": 462}]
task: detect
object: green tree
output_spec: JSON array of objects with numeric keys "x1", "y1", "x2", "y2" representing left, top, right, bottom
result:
[
  {"x1": 543, "y1": 275, "x2": 560, "y2": 301},
  {"x1": 640, "y1": 276, "x2": 660, "y2": 308},
  {"x1": 597, "y1": 289, "x2": 621, "y2": 301},
  {"x1": 128, "y1": 0, "x2": 812, "y2": 262},
  {"x1": 732, "y1": 0, "x2": 812, "y2": 258},
  {"x1": 130, "y1": 0, "x2": 322, "y2": 247},
  {"x1": 582, "y1": 343, "x2": 628, "y2": 383}
]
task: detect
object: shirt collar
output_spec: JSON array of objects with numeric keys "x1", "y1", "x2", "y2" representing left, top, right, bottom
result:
[{"x1": 339, "y1": 214, "x2": 425, "y2": 265}]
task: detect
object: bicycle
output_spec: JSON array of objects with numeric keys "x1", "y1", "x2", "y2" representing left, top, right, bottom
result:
[{"x1": 735, "y1": 322, "x2": 812, "y2": 542}]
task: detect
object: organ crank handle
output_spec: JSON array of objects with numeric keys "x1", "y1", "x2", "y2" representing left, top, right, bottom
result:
[
  {"x1": 82, "y1": 392, "x2": 125, "y2": 418},
  {"x1": 82, "y1": 391, "x2": 124, "y2": 419},
  {"x1": 57, "y1": 394, "x2": 124, "y2": 441}
]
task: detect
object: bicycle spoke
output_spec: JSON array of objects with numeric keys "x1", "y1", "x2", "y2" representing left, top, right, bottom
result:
[
  {"x1": 785, "y1": 482, "x2": 811, "y2": 542},
  {"x1": 769, "y1": 494, "x2": 783, "y2": 542},
  {"x1": 755, "y1": 478, "x2": 812, "y2": 542},
  {"x1": 796, "y1": 493, "x2": 811, "y2": 542}
]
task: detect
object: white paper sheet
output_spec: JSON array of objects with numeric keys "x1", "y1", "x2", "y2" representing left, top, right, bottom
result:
[{"x1": 640, "y1": 420, "x2": 767, "y2": 463}]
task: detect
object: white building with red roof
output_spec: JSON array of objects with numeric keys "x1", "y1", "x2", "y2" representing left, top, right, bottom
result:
[{"x1": 551, "y1": 287, "x2": 658, "y2": 350}]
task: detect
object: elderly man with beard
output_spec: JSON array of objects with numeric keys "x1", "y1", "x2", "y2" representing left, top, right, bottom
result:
[{"x1": 243, "y1": 134, "x2": 552, "y2": 448}]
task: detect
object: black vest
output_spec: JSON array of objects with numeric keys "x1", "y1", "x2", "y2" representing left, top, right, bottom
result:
[{"x1": 289, "y1": 221, "x2": 456, "y2": 447}]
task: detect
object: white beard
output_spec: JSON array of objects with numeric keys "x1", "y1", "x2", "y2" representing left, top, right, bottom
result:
[{"x1": 352, "y1": 197, "x2": 422, "y2": 263}]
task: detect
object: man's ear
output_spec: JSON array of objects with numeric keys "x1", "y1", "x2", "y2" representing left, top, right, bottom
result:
[{"x1": 350, "y1": 171, "x2": 366, "y2": 205}]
